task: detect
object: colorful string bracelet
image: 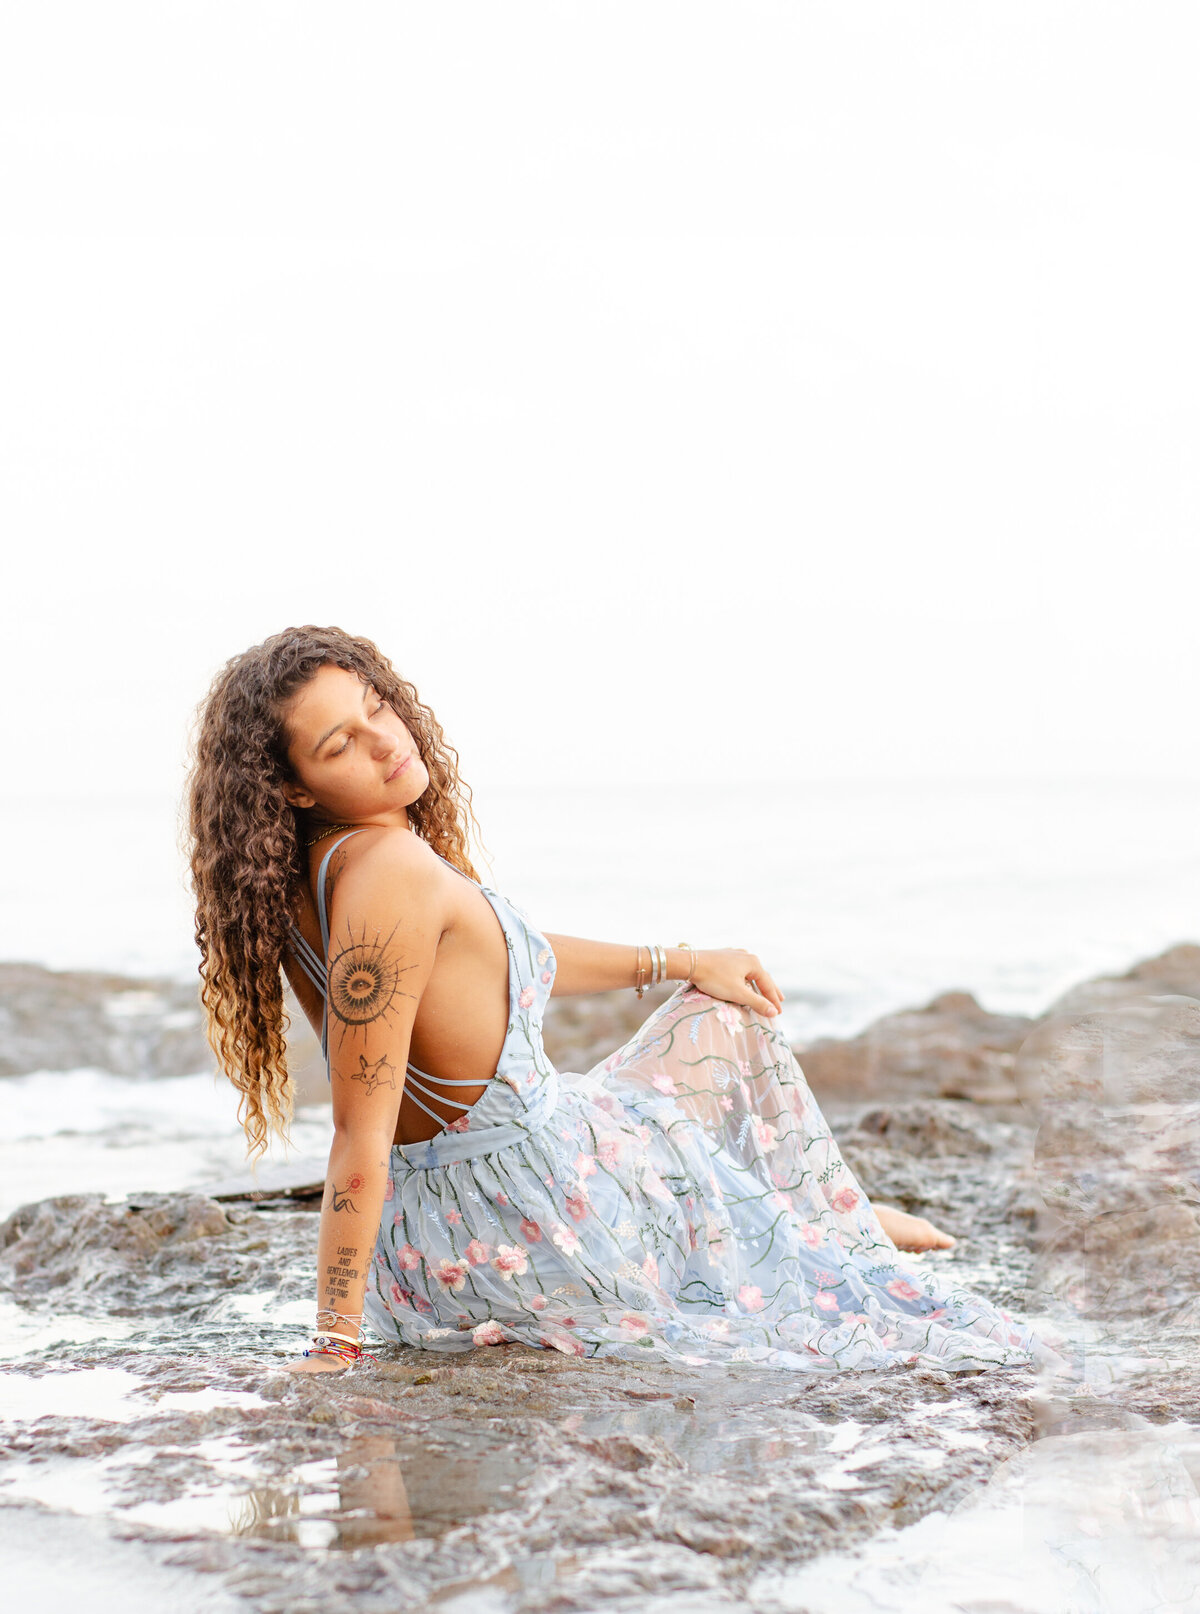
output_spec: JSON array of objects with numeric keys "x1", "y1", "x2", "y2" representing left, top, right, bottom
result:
[{"x1": 303, "y1": 1333, "x2": 378, "y2": 1364}]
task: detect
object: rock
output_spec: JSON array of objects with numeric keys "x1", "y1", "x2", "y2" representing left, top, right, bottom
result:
[
  {"x1": 795, "y1": 990, "x2": 1032, "y2": 1107},
  {"x1": 0, "y1": 1192, "x2": 272, "y2": 1315},
  {"x1": 849, "y1": 1099, "x2": 997, "y2": 1157},
  {"x1": 0, "y1": 962, "x2": 211, "y2": 1079},
  {"x1": 0, "y1": 961, "x2": 327, "y2": 1107},
  {"x1": 1040, "y1": 942, "x2": 1200, "y2": 1019},
  {"x1": 1015, "y1": 994, "x2": 1200, "y2": 1112}
]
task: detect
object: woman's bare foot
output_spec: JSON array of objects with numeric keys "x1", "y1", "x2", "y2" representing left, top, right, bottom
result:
[{"x1": 873, "y1": 1203, "x2": 956, "y2": 1252}]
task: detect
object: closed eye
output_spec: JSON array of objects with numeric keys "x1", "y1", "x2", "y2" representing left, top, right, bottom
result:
[{"x1": 329, "y1": 699, "x2": 387, "y2": 756}]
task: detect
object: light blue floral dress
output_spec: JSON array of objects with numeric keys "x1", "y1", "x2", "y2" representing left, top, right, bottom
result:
[{"x1": 349, "y1": 864, "x2": 1057, "y2": 1375}]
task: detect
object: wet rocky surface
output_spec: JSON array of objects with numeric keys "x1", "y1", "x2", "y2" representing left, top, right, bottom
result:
[
  {"x1": 0, "y1": 1185, "x2": 1053, "y2": 1613},
  {"x1": 4, "y1": 942, "x2": 1200, "y2": 1610}
]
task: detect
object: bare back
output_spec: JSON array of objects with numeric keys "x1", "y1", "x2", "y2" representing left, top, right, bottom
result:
[{"x1": 283, "y1": 827, "x2": 510, "y2": 1146}]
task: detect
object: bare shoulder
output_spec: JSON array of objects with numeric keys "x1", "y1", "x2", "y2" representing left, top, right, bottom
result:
[{"x1": 326, "y1": 826, "x2": 449, "y2": 926}]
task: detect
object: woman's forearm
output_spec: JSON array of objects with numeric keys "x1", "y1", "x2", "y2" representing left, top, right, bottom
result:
[
  {"x1": 544, "y1": 934, "x2": 693, "y2": 997},
  {"x1": 314, "y1": 1129, "x2": 392, "y2": 1334}
]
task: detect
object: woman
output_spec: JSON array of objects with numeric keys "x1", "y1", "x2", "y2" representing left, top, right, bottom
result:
[{"x1": 188, "y1": 625, "x2": 1056, "y2": 1377}]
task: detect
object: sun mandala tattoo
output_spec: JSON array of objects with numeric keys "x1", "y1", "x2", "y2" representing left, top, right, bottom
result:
[{"x1": 327, "y1": 923, "x2": 415, "y2": 1038}]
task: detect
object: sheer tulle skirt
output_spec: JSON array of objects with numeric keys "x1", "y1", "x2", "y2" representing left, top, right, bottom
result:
[{"x1": 365, "y1": 987, "x2": 1056, "y2": 1374}]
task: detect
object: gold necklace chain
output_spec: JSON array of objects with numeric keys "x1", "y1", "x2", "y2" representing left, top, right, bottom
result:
[{"x1": 305, "y1": 822, "x2": 359, "y2": 849}]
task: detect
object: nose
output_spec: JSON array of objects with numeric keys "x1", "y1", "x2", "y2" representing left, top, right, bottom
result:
[{"x1": 369, "y1": 724, "x2": 400, "y2": 761}]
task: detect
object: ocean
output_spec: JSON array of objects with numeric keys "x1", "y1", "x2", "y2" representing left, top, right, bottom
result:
[{"x1": 3, "y1": 776, "x2": 1196, "y2": 1043}]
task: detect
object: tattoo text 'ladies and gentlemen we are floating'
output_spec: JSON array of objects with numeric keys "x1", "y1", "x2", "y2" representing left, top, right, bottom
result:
[{"x1": 325, "y1": 1246, "x2": 362, "y2": 1303}]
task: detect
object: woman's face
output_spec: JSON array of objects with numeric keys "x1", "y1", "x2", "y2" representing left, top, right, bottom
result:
[{"x1": 281, "y1": 664, "x2": 431, "y2": 824}]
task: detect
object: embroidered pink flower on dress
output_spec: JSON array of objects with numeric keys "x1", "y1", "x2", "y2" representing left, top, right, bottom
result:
[
  {"x1": 738, "y1": 1060, "x2": 752, "y2": 1079},
  {"x1": 830, "y1": 1187, "x2": 860, "y2": 1214},
  {"x1": 444, "y1": 1208, "x2": 463, "y2": 1224},
  {"x1": 393, "y1": 1211, "x2": 404, "y2": 1227},
  {"x1": 641, "y1": 1254, "x2": 659, "y2": 1285},
  {"x1": 473, "y1": 1319, "x2": 507, "y2": 1346},
  {"x1": 927, "y1": 1307, "x2": 946, "y2": 1320},
  {"x1": 434, "y1": 1258, "x2": 469, "y2": 1293},
  {"x1": 753, "y1": 1116, "x2": 778, "y2": 1150},
  {"x1": 651, "y1": 1073, "x2": 677, "y2": 1096},
  {"x1": 396, "y1": 1243, "x2": 423, "y2": 1269},
  {"x1": 465, "y1": 1239, "x2": 490, "y2": 1266},
  {"x1": 737, "y1": 1284, "x2": 765, "y2": 1312},
  {"x1": 543, "y1": 1330, "x2": 585, "y2": 1356},
  {"x1": 413, "y1": 1294, "x2": 433, "y2": 1313},
  {"x1": 518, "y1": 986, "x2": 535, "y2": 1009},
  {"x1": 519, "y1": 1217, "x2": 543, "y2": 1243},
  {"x1": 389, "y1": 1281, "x2": 411, "y2": 1308},
  {"x1": 385, "y1": 1176, "x2": 395, "y2": 1199},
  {"x1": 530, "y1": 1294, "x2": 548, "y2": 1310},
  {"x1": 814, "y1": 1290, "x2": 840, "y2": 1312},
  {"x1": 619, "y1": 1312, "x2": 650, "y2": 1336},
  {"x1": 446, "y1": 1115, "x2": 471, "y2": 1133},
  {"x1": 492, "y1": 1244, "x2": 529, "y2": 1279},
  {"x1": 551, "y1": 1223, "x2": 581, "y2": 1255},
  {"x1": 565, "y1": 1194, "x2": 588, "y2": 1224},
  {"x1": 770, "y1": 1192, "x2": 790, "y2": 1212},
  {"x1": 597, "y1": 1139, "x2": 620, "y2": 1170},
  {"x1": 718, "y1": 1095, "x2": 734, "y2": 1112},
  {"x1": 495, "y1": 1192, "x2": 509, "y2": 1206},
  {"x1": 541, "y1": 971, "x2": 552, "y2": 984},
  {"x1": 716, "y1": 1003, "x2": 740, "y2": 1027},
  {"x1": 575, "y1": 1153, "x2": 597, "y2": 1178},
  {"x1": 799, "y1": 1223, "x2": 822, "y2": 1248},
  {"x1": 886, "y1": 1278, "x2": 920, "y2": 1302},
  {"x1": 636, "y1": 1125, "x2": 651, "y2": 1145}
]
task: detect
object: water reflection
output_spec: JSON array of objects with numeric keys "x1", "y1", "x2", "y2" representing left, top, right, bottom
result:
[{"x1": 230, "y1": 1430, "x2": 531, "y2": 1550}]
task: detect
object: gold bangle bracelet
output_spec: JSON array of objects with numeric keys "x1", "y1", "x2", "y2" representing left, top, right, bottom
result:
[
  {"x1": 634, "y1": 943, "x2": 645, "y2": 998},
  {"x1": 677, "y1": 941, "x2": 697, "y2": 981}
]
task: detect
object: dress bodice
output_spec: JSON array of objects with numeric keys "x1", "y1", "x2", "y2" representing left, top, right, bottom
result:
[{"x1": 397, "y1": 878, "x2": 561, "y2": 1168}]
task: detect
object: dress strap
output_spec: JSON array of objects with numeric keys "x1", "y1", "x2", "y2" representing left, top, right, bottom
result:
[
  {"x1": 316, "y1": 831, "x2": 368, "y2": 954},
  {"x1": 406, "y1": 1062, "x2": 489, "y2": 1087},
  {"x1": 404, "y1": 1069, "x2": 473, "y2": 1112},
  {"x1": 401, "y1": 1083, "x2": 468, "y2": 1127},
  {"x1": 285, "y1": 919, "x2": 327, "y2": 996}
]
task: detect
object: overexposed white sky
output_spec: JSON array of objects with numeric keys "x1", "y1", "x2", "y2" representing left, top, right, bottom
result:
[{"x1": 2, "y1": 3, "x2": 1196, "y2": 805}]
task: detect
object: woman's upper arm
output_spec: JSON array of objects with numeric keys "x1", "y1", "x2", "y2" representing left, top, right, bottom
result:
[{"x1": 323, "y1": 838, "x2": 446, "y2": 1136}]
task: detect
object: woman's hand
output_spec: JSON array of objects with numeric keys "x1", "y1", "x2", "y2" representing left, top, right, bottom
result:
[{"x1": 689, "y1": 949, "x2": 784, "y2": 1018}]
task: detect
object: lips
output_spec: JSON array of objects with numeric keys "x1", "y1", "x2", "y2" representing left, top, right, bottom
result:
[{"x1": 385, "y1": 755, "x2": 412, "y2": 783}]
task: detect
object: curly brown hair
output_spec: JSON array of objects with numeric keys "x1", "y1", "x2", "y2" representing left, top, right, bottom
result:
[{"x1": 186, "y1": 625, "x2": 481, "y2": 1156}]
